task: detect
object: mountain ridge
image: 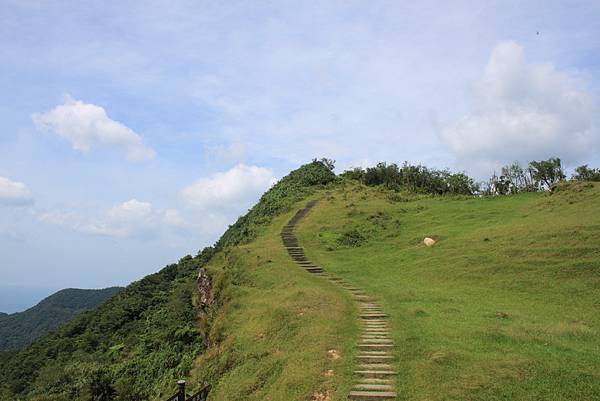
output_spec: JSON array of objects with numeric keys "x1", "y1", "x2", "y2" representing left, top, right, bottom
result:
[{"x1": 0, "y1": 287, "x2": 123, "y2": 351}]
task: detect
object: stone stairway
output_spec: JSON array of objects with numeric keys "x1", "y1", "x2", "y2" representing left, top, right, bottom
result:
[{"x1": 282, "y1": 201, "x2": 397, "y2": 401}]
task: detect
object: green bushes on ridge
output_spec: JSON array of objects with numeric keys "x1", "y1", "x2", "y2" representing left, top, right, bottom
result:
[{"x1": 341, "y1": 162, "x2": 478, "y2": 195}]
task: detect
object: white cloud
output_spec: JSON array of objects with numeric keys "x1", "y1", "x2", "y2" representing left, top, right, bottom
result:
[
  {"x1": 208, "y1": 141, "x2": 247, "y2": 165},
  {"x1": 32, "y1": 97, "x2": 155, "y2": 161},
  {"x1": 83, "y1": 199, "x2": 155, "y2": 238},
  {"x1": 181, "y1": 164, "x2": 276, "y2": 212},
  {"x1": 162, "y1": 208, "x2": 187, "y2": 228},
  {"x1": 40, "y1": 199, "x2": 157, "y2": 239},
  {"x1": 0, "y1": 176, "x2": 33, "y2": 206},
  {"x1": 442, "y1": 41, "x2": 598, "y2": 173}
]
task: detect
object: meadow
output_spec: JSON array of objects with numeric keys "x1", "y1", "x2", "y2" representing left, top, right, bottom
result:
[{"x1": 294, "y1": 180, "x2": 600, "y2": 400}]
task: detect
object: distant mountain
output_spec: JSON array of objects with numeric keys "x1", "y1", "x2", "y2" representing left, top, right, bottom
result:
[{"x1": 0, "y1": 287, "x2": 122, "y2": 351}]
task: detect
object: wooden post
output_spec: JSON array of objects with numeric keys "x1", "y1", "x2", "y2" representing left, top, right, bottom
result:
[{"x1": 177, "y1": 380, "x2": 186, "y2": 401}]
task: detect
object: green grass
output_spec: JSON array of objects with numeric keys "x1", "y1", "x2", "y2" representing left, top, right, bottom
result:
[
  {"x1": 189, "y1": 199, "x2": 358, "y2": 401},
  {"x1": 293, "y1": 180, "x2": 600, "y2": 400}
]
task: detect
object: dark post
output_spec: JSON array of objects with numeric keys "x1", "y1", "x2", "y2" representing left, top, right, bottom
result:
[{"x1": 177, "y1": 380, "x2": 186, "y2": 401}]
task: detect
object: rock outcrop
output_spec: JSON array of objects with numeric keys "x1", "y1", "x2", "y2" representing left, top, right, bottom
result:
[{"x1": 197, "y1": 268, "x2": 213, "y2": 311}]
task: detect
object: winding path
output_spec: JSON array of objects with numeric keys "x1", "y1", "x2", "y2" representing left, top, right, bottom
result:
[{"x1": 281, "y1": 200, "x2": 397, "y2": 400}]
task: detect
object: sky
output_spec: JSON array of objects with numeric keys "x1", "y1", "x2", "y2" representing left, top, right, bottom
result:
[{"x1": 1, "y1": 1, "x2": 599, "y2": 311}]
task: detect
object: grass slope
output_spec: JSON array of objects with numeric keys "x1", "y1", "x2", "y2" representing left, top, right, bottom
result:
[
  {"x1": 189, "y1": 200, "x2": 357, "y2": 401},
  {"x1": 0, "y1": 287, "x2": 122, "y2": 351},
  {"x1": 295, "y1": 180, "x2": 600, "y2": 400}
]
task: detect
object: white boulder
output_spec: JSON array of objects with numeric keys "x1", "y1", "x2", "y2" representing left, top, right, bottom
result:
[{"x1": 423, "y1": 237, "x2": 436, "y2": 247}]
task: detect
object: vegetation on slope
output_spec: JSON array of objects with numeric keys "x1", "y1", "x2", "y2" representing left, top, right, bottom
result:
[
  {"x1": 0, "y1": 287, "x2": 122, "y2": 351},
  {"x1": 3, "y1": 157, "x2": 598, "y2": 401},
  {"x1": 0, "y1": 160, "x2": 339, "y2": 401},
  {"x1": 296, "y1": 179, "x2": 600, "y2": 400}
]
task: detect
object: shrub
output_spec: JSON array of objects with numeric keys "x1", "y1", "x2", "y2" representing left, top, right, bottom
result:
[{"x1": 337, "y1": 229, "x2": 366, "y2": 247}]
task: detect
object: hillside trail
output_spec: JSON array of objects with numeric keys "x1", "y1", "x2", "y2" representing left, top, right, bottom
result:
[{"x1": 282, "y1": 200, "x2": 397, "y2": 401}]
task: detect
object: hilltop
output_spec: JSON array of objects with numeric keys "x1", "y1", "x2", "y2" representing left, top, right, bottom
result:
[
  {"x1": 1, "y1": 161, "x2": 599, "y2": 401},
  {"x1": 0, "y1": 287, "x2": 122, "y2": 351}
]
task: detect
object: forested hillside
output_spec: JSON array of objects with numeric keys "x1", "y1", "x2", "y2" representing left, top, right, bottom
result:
[
  {"x1": 0, "y1": 160, "x2": 337, "y2": 401},
  {"x1": 0, "y1": 287, "x2": 122, "y2": 351}
]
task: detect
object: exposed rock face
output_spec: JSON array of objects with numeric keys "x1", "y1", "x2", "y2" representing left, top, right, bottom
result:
[
  {"x1": 423, "y1": 237, "x2": 436, "y2": 247},
  {"x1": 197, "y1": 268, "x2": 213, "y2": 310}
]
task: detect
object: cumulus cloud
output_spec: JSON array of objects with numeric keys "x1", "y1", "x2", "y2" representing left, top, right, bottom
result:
[
  {"x1": 32, "y1": 97, "x2": 155, "y2": 161},
  {"x1": 181, "y1": 164, "x2": 276, "y2": 212},
  {"x1": 40, "y1": 199, "x2": 157, "y2": 239},
  {"x1": 0, "y1": 176, "x2": 33, "y2": 206},
  {"x1": 442, "y1": 41, "x2": 598, "y2": 171}
]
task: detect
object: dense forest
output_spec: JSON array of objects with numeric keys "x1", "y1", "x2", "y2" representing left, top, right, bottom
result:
[{"x1": 0, "y1": 287, "x2": 122, "y2": 351}]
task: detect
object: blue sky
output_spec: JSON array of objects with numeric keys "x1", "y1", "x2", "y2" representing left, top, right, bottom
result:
[{"x1": 1, "y1": 1, "x2": 599, "y2": 311}]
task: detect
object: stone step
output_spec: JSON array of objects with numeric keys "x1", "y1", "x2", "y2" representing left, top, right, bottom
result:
[
  {"x1": 359, "y1": 378, "x2": 393, "y2": 384},
  {"x1": 352, "y1": 384, "x2": 395, "y2": 391},
  {"x1": 358, "y1": 344, "x2": 394, "y2": 350},
  {"x1": 354, "y1": 296, "x2": 375, "y2": 301},
  {"x1": 356, "y1": 355, "x2": 395, "y2": 363},
  {"x1": 348, "y1": 390, "x2": 397, "y2": 400},
  {"x1": 359, "y1": 350, "x2": 390, "y2": 355},
  {"x1": 358, "y1": 363, "x2": 393, "y2": 370},
  {"x1": 361, "y1": 313, "x2": 388, "y2": 319},
  {"x1": 354, "y1": 370, "x2": 397, "y2": 378},
  {"x1": 360, "y1": 339, "x2": 393, "y2": 344}
]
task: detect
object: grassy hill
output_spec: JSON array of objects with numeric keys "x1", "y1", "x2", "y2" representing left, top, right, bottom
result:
[
  {"x1": 294, "y1": 180, "x2": 600, "y2": 400},
  {"x1": 0, "y1": 287, "x2": 122, "y2": 351},
  {"x1": 1, "y1": 161, "x2": 599, "y2": 401}
]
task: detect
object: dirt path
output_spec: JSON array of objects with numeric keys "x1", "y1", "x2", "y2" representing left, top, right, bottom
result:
[{"x1": 282, "y1": 200, "x2": 397, "y2": 400}]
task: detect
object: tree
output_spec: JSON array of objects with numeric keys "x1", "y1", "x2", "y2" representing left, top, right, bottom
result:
[
  {"x1": 500, "y1": 161, "x2": 538, "y2": 193},
  {"x1": 528, "y1": 157, "x2": 565, "y2": 190},
  {"x1": 313, "y1": 158, "x2": 335, "y2": 171},
  {"x1": 491, "y1": 173, "x2": 510, "y2": 195},
  {"x1": 572, "y1": 165, "x2": 600, "y2": 181}
]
